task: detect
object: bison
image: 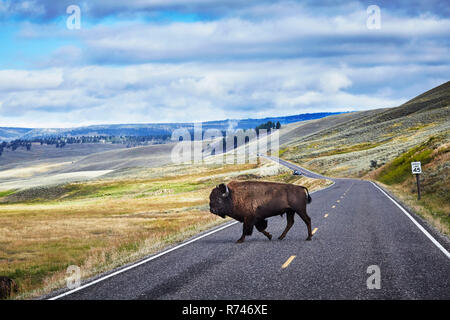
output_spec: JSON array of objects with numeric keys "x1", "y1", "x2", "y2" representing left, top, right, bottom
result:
[
  {"x1": 0, "y1": 276, "x2": 18, "y2": 300},
  {"x1": 209, "y1": 181, "x2": 312, "y2": 243}
]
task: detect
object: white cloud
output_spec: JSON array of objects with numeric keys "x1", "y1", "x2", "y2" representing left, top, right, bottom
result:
[
  {"x1": 319, "y1": 72, "x2": 352, "y2": 93},
  {"x1": 74, "y1": 9, "x2": 450, "y2": 64},
  {"x1": 0, "y1": 60, "x2": 419, "y2": 127},
  {"x1": 15, "y1": 3, "x2": 450, "y2": 66},
  {"x1": 0, "y1": 69, "x2": 63, "y2": 91}
]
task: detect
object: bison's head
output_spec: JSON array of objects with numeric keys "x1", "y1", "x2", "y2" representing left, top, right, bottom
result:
[{"x1": 209, "y1": 183, "x2": 232, "y2": 218}]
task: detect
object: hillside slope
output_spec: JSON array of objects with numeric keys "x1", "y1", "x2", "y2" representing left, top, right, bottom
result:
[
  {"x1": 280, "y1": 81, "x2": 450, "y2": 177},
  {"x1": 368, "y1": 135, "x2": 449, "y2": 235},
  {"x1": 0, "y1": 127, "x2": 33, "y2": 141},
  {"x1": 56, "y1": 143, "x2": 176, "y2": 172},
  {"x1": 278, "y1": 109, "x2": 384, "y2": 146}
]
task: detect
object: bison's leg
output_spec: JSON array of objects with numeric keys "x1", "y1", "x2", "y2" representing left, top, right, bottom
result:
[
  {"x1": 297, "y1": 210, "x2": 312, "y2": 240},
  {"x1": 255, "y1": 219, "x2": 272, "y2": 240},
  {"x1": 237, "y1": 217, "x2": 255, "y2": 243},
  {"x1": 278, "y1": 210, "x2": 295, "y2": 240}
]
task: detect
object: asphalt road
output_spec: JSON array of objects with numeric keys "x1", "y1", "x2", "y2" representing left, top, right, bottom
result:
[{"x1": 51, "y1": 158, "x2": 450, "y2": 300}]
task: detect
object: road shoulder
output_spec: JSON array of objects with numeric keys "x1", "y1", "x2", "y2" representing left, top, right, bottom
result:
[{"x1": 370, "y1": 180, "x2": 450, "y2": 255}]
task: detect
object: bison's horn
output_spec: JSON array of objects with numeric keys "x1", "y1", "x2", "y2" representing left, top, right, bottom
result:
[{"x1": 222, "y1": 185, "x2": 229, "y2": 197}]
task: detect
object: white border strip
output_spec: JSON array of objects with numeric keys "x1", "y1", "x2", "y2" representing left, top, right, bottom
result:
[
  {"x1": 371, "y1": 182, "x2": 450, "y2": 259},
  {"x1": 49, "y1": 221, "x2": 239, "y2": 300}
]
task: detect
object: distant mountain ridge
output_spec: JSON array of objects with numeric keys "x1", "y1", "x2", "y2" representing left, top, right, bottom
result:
[
  {"x1": 0, "y1": 127, "x2": 34, "y2": 141},
  {"x1": 1, "y1": 112, "x2": 345, "y2": 141}
]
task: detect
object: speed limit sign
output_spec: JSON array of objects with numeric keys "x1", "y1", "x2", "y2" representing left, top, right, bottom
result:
[
  {"x1": 411, "y1": 162, "x2": 422, "y2": 174},
  {"x1": 411, "y1": 161, "x2": 422, "y2": 200}
]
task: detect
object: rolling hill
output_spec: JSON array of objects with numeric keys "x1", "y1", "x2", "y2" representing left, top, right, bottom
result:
[
  {"x1": 279, "y1": 81, "x2": 450, "y2": 177},
  {"x1": 0, "y1": 127, "x2": 33, "y2": 141}
]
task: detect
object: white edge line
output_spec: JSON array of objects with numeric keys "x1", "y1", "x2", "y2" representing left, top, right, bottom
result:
[
  {"x1": 371, "y1": 181, "x2": 450, "y2": 259},
  {"x1": 273, "y1": 154, "x2": 448, "y2": 259},
  {"x1": 49, "y1": 220, "x2": 239, "y2": 300}
]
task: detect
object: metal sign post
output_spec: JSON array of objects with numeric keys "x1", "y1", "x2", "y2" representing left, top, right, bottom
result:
[{"x1": 411, "y1": 162, "x2": 422, "y2": 200}]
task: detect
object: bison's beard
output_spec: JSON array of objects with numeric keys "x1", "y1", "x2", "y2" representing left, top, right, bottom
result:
[
  {"x1": 210, "y1": 205, "x2": 230, "y2": 218},
  {"x1": 213, "y1": 212, "x2": 226, "y2": 219}
]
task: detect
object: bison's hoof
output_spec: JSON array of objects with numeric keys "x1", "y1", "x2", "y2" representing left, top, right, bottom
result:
[
  {"x1": 267, "y1": 234, "x2": 272, "y2": 240},
  {"x1": 278, "y1": 235, "x2": 285, "y2": 240},
  {"x1": 236, "y1": 239, "x2": 244, "y2": 243},
  {"x1": 306, "y1": 236, "x2": 312, "y2": 241}
]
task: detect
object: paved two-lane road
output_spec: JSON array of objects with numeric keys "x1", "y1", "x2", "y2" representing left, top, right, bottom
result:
[{"x1": 50, "y1": 159, "x2": 450, "y2": 300}]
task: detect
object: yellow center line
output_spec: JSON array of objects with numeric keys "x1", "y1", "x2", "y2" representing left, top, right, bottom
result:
[
  {"x1": 324, "y1": 214, "x2": 328, "y2": 218},
  {"x1": 312, "y1": 227, "x2": 318, "y2": 234},
  {"x1": 332, "y1": 205, "x2": 336, "y2": 208},
  {"x1": 337, "y1": 200, "x2": 340, "y2": 203},
  {"x1": 341, "y1": 196, "x2": 344, "y2": 199},
  {"x1": 281, "y1": 255, "x2": 296, "y2": 269}
]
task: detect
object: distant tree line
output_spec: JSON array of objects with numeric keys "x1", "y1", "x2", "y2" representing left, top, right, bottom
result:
[
  {"x1": 213, "y1": 121, "x2": 281, "y2": 153},
  {"x1": 0, "y1": 134, "x2": 171, "y2": 157},
  {"x1": 255, "y1": 121, "x2": 281, "y2": 135},
  {"x1": 206, "y1": 122, "x2": 281, "y2": 156},
  {"x1": 0, "y1": 140, "x2": 32, "y2": 156}
]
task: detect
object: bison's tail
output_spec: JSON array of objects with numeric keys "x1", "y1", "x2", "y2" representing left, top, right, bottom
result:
[{"x1": 302, "y1": 186, "x2": 312, "y2": 204}]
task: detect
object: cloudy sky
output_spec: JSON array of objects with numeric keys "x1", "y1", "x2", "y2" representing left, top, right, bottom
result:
[{"x1": 0, "y1": 0, "x2": 449, "y2": 128}]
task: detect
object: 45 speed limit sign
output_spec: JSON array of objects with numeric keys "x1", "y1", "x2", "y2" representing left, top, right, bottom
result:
[{"x1": 411, "y1": 162, "x2": 422, "y2": 174}]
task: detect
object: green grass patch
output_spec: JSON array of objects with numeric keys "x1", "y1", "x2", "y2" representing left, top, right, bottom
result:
[
  {"x1": 63, "y1": 180, "x2": 201, "y2": 200},
  {"x1": 278, "y1": 147, "x2": 289, "y2": 157},
  {"x1": 2, "y1": 239, "x2": 101, "y2": 293},
  {"x1": 407, "y1": 122, "x2": 436, "y2": 131},
  {"x1": 0, "y1": 189, "x2": 17, "y2": 198},
  {"x1": 64, "y1": 182, "x2": 135, "y2": 199},
  {"x1": 377, "y1": 137, "x2": 436, "y2": 185}
]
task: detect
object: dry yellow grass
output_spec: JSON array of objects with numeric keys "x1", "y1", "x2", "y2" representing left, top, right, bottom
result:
[
  {"x1": 0, "y1": 162, "x2": 71, "y2": 180},
  {"x1": 366, "y1": 140, "x2": 450, "y2": 236},
  {"x1": 375, "y1": 181, "x2": 449, "y2": 235}
]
